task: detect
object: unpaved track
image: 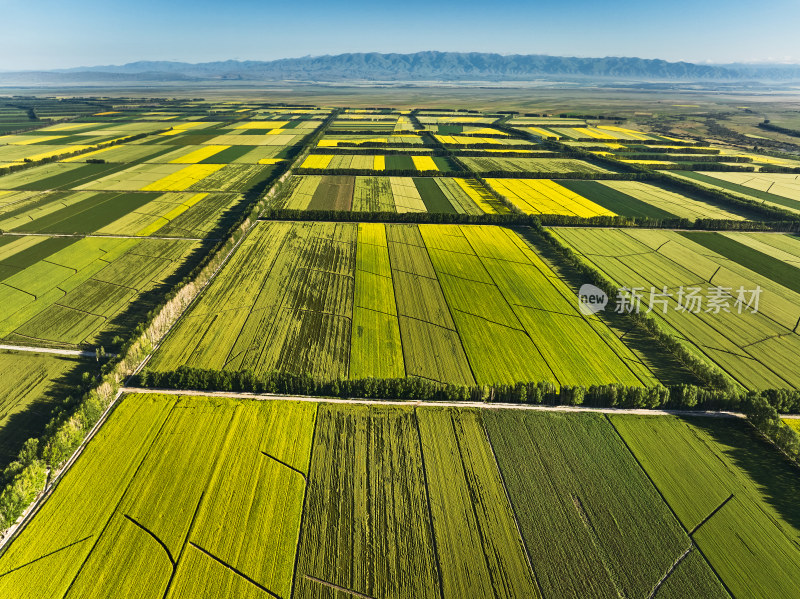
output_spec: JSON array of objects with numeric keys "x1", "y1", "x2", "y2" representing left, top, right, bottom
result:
[
  {"x1": 120, "y1": 386, "x2": 757, "y2": 418},
  {"x1": 0, "y1": 344, "x2": 109, "y2": 358}
]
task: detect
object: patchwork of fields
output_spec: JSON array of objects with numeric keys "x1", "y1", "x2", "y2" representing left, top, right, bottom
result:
[
  {"x1": 148, "y1": 221, "x2": 658, "y2": 387},
  {"x1": 2, "y1": 101, "x2": 799, "y2": 599},
  {"x1": 1, "y1": 393, "x2": 797, "y2": 598},
  {"x1": 0, "y1": 105, "x2": 325, "y2": 237}
]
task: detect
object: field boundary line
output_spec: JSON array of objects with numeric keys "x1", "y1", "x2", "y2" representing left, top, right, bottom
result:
[
  {"x1": 188, "y1": 542, "x2": 280, "y2": 599},
  {"x1": 0, "y1": 535, "x2": 91, "y2": 578},
  {"x1": 689, "y1": 494, "x2": 734, "y2": 536},
  {"x1": 259, "y1": 451, "x2": 307, "y2": 483},
  {"x1": 123, "y1": 514, "x2": 175, "y2": 565}
]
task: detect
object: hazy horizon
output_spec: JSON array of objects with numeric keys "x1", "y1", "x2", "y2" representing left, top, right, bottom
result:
[{"x1": 2, "y1": 0, "x2": 800, "y2": 71}]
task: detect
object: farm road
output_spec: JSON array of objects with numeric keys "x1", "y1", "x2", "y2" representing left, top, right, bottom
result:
[
  {"x1": 120, "y1": 386, "x2": 780, "y2": 418},
  {"x1": 0, "y1": 344, "x2": 113, "y2": 358}
]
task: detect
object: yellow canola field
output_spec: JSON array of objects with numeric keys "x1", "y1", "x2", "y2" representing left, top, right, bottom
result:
[
  {"x1": 140, "y1": 164, "x2": 224, "y2": 192},
  {"x1": 412, "y1": 156, "x2": 438, "y2": 171},
  {"x1": 454, "y1": 179, "x2": 508, "y2": 214},
  {"x1": 435, "y1": 135, "x2": 504, "y2": 145},
  {"x1": 597, "y1": 126, "x2": 651, "y2": 141},
  {"x1": 373, "y1": 156, "x2": 385, "y2": 170},
  {"x1": 620, "y1": 159, "x2": 674, "y2": 166},
  {"x1": 301, "y1": 155, "x2": 333, "y2": 169},
  {"x1": 257, "y1": 158, "x2": 284, "y2": 165},
  {"x1": 487, "y1": 179, "x2": 616, "y2": 218},
  {"x1": 235, "y1": 121, "x2": 289, "y2": 129},
  {"x1": 466, "y1": 128, "x2": 509, "y2": 136},
  {"x1": 169, "y1": 145, "x2": 230, "y2": 164},
  {"x1": 525, "y1": 127, "x2": 560, "y2": 139},
  {"x1": 93, "y1": 111, "x2": 120, "y2": 116},
  {"x1": 582, "y1": 128, "x2": 619, "y2": 140}
]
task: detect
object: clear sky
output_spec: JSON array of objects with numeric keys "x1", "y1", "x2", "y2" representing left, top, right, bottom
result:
[{"x1": 2, "y1": 0, "x2": 799, "y2": 70}]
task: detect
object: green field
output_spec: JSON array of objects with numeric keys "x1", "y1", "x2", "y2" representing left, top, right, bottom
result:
[
  {"x1": 551, "y1": 227, "x2": 800, "y2": 389},
  {"x1": 3, "y1": 394, "x2": 796, "y2": 598},
  {"x1": 460, "y1": 156, "x2": 615, "y2": 174},
  {"x1": 2, "y1": 97, "x2": 800, "y2": 598},
  {"x1": 148, "y1": 221, "x2": 659, "y2": 388},
  {"x1": 0, "y1": 351, "x2": 87, "y2": 466},
  {"x1": 0, "y1": 235, "x2": 200, "y2": 348}
]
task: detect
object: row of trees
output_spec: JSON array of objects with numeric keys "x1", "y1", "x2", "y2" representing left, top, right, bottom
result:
[
  {"x1": 137, "y1": 366, "x2": 800, "y2": 414},
  {"x1": 758, "y1": 121, "x2": 800, "y2": 139}
]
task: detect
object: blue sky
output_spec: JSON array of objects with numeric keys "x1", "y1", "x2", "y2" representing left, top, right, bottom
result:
[{"x1": 2, "y1": 0, "x2": 799, "y2": 70}]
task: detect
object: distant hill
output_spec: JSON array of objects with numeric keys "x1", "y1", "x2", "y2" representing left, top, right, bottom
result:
[{"x1": 3, "y1": 52, "x2": 800, "y2": 84}]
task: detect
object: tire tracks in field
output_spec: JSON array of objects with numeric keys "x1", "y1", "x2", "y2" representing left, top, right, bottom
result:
[
  {"x1": 303, "y1": 574, "x2": 377, "y2": 599},
  {"x1": 647, "y1": 545, "x2": 693, "y2": 599}
]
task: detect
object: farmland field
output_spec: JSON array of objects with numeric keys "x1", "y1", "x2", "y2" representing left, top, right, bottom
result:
[
  {"x1": 0, "y1": 234, "x2": 200, "y2": 348},
  {"x1": 551, "y1": 227, "x2": 800, "y2": 389},
  {"x1": 0, "y1": 351, "x2": 86, "y2": 466},
  {"x1": 461, "y1": 156, "x2": 614, "y2": 174},
  {"x1": 148, "y1": 221, "x2": 659, "y2": 388},
  {"x1": 5, "y1": 394, "x2": 796, "y2": 598},
  {"x1": 275, "y1": 175, "x2": 502, "y2": 214},
  {"x1": 667, "y1": 171, "x2": 800, "y2": 214}
]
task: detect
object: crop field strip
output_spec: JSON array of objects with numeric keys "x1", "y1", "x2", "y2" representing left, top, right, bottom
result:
[
  {"x1": 0, "y1": 234, "x2": 200, "y2": 348},
  {"x1": 666, "y1": 171, "x2": 800, "y2": 215},
  {"x1": 148, "y1": 221, "x2": 657, "y2": 388},
  {"x1": 9, "y1": 396, "x2": 795, "y2": 598},
  {"x1": 275, "y1": 174, "x2": 496, "y2": 214},
  {"x1": 551, "y1": 228, "x2": 800, "y2": 390},
  {"x1": 147, "y1": 221, "x2": 357, "y2": 380}
]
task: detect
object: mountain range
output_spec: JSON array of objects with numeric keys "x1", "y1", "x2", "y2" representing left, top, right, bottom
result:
[{"x1": 3, "y1": 52, "x2": 800, "y2": 84}]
